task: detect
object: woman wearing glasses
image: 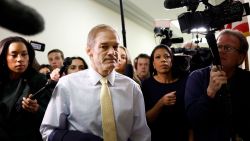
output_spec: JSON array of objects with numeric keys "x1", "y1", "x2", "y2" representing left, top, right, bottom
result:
[{"x1": 185, "y1": 29, "x2": 250, "y2": 141}]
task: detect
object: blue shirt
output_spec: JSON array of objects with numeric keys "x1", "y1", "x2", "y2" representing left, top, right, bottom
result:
[{"x1": 40, "y1": 68, "x2": 151, "y2": 141}]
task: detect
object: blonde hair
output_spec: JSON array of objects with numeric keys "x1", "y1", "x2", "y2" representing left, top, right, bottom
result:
[{"x1": 118, "y1": 45, "x2": 132, "y2": 65}]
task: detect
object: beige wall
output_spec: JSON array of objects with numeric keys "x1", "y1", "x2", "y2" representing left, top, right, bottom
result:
[{"x1": 0, "y1": 0, "x2": 156, "y2": 65}]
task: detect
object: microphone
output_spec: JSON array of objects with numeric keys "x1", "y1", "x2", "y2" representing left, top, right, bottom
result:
[
  {"x1": 31, "y1": 57, "x2": 72, "y2": 99},
  {"x1": 15, "y1": 57, "x2": 73, "y2": 113},
  {"x1": 205, "y1": 31, "x2": 221, "y2": 68},
  {"x1": 164, "y1": 0, "x2": 186, "y2": 9},
  {"x1": 0, "y1": 0, "x2": 45, "y2": 35},
  {"x1": 59, "y1": 57, "x2": 72, "y2": 76}
]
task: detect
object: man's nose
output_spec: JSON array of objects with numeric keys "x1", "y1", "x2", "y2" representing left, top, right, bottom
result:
[{"x1": 108, "y1": 47, "x2": 116, "y2": 54}]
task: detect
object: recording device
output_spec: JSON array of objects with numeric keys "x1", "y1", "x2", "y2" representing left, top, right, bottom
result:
[
  {"x1": 164, "y1": 0, "x2": 200, "y2": 10},
  {"x1": 163, "y1": 0, "x2": 250, "y2": 68},
  {"x1": 205, "y1": 32, "x2": 221, "y2": 69},
  {"x1": 31, "y1": 57, "x2": 72, "y2": 99},
  {"x1": 16, "y1": 58, "x2": 72, "y2": 112},
  {"x1": 164, "y1": 0, "x2": 250, "y2": 33},
  {"x1": 171, "y1": 47, "x2": 213, "y2": 71},
  {"x1": 154, "y1": 27, "x2": 184, "y2": 46},
  {"x1": 58, "y1": 57, "x2": 72, "y2": 77},
  {"x1": 30, "y1": 41, "x2": 45, "y2": 52},
  {"x1": 0, "y1": 0, "x2": 45, "y2": 35}
]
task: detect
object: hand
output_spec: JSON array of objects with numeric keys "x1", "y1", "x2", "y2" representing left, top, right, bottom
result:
[
  {"x1": 207, "y1": 66, "x2": 227, "y2": 98},
  {"x1": 22, "y1": 94, "x2": 39, "y2": 113},
  {"x1": 50, "y1": 68, "x2": 61, "y2": 81},
  {"x1": 160, "y1": 91, "x2": 176, "y2": 106}
]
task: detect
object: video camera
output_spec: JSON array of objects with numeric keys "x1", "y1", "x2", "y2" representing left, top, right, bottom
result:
[
  {"x1": 30, "y1": 41, "x2": 45, "y2": 52},
  {"x1": 170, "y1": 0, "x2": 250, "y2": 33},
  {"x1": 164, "y1": 0, "x2": 250, "y2": 68},
  {"x1": 154, "y1": 27, "x2": 184, "y2": 46}
]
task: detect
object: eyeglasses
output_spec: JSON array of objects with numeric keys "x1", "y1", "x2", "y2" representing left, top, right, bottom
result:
[{"x1": 217, "y1": 45, "x2": 240, "y2": 53}]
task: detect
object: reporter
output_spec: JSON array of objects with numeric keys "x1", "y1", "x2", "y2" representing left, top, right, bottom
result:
[
  {"x1": 142, "y1": 44, "x2": 189, "y2": 141},
  {"x1": 0, "y1": 36, "x2": 52, "y2": 141}
]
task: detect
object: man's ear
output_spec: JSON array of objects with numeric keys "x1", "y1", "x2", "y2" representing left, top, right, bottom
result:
[
  {"x1": 238, "y1": 53, "x2": 246, "y2": 65},
  {"x1": 86, "y1": 47, "x2": 92, "y2": 57}
]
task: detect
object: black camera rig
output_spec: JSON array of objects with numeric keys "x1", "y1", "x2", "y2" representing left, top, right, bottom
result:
[
  {"x1": 177, "y1": 0, "x2": 250, "y2": 33},
  {"x1": 154, "y1": 27, "x2": 184, "y2": 47}
]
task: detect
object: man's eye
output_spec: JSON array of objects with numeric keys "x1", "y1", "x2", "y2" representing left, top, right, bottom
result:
[
  {"x1": 225, "y1": 46, "x2": 232, "y2": 50},
  {"x1": 101, "y1": 45, "x2": 108, "y2": 49}
]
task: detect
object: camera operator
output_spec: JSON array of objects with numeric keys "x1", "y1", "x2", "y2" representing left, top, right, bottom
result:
[{"x1": 185, "y1": 29, "x2": 250, "y2": 141}]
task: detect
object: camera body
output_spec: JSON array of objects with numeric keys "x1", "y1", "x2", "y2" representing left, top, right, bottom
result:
[
  {"x1": 154, "y1": 27, "x2": 184, "y2": 46},
  {"x1": 30, "y1": 41, "x2": 45, "y2": 52},
  {"x1": 178, "y1": 0, "x2": 250, "y2": 33}
]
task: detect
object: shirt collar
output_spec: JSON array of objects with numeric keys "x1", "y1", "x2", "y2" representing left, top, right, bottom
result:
[{"x1": 89, "y1": 67, "x2": 116, "y2": 86}]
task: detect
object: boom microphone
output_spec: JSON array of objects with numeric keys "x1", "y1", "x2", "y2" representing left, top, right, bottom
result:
[
  {"x1": 164, "y1": 0, "x2": 185, "y2": 9},
  {"x1": 0, "y1": 0, "x2": 45, "y2": 35}
]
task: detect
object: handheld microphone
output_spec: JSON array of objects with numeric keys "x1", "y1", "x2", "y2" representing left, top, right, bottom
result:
[
  {"x1": 31, "y1": 57, "x2": 72, "y2": 99},
  {"x1": 58, "y1": 57, "x2": 72, "y2": 77},
  {"x1": 205, "y1": 31, "x2": 221, "y2": 69},
  {"x1": 0, "y1": 0, "x2": 45, "y2": 35}
]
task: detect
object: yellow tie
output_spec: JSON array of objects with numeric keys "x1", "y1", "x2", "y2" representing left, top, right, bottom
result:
[{"x1": 100, "y1": 77, "x2": 117, "y2": 141}]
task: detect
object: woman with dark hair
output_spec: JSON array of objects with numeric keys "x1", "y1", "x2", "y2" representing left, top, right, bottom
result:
[
  {"x1": 38, "y1": 64, "x2": 52, "y2": 75},
  {"x1": 65, "y1": 56, "x2": 88, "y2": 75},
  {"x1": 0, "y1": 36, "x2": 52, "y2": 141},
  {"x1": 141, "y1": 44, "x2": 189, "y2": 141}
]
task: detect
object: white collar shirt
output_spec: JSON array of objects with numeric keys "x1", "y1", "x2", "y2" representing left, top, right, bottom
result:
[{"x1": 40, "y1": 67, "x2": 151, "y2": 141}]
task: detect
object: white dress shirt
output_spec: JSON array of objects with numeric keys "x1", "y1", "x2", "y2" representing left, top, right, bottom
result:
[{"x1": 40, "y1": 68, "x2": 151, "y2": 141}]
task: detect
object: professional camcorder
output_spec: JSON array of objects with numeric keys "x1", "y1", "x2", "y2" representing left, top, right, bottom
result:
[
  {"x1": 165, "y1": 0, "x2": 250, "y2": 33},
  {"x1": 164, "y1": 0, "x2": 250, "y2": 67},
  {"x1": 154, "y1": 27, "x2": 184, "y2": 46},
  {"x1": 30, "y1": 40, "x2": 45, "y2": 52}
]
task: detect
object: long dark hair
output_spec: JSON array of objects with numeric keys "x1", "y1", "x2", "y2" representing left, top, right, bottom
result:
[{"x1": 0, "y1": 36, "x2": 35, "y2": 82}]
